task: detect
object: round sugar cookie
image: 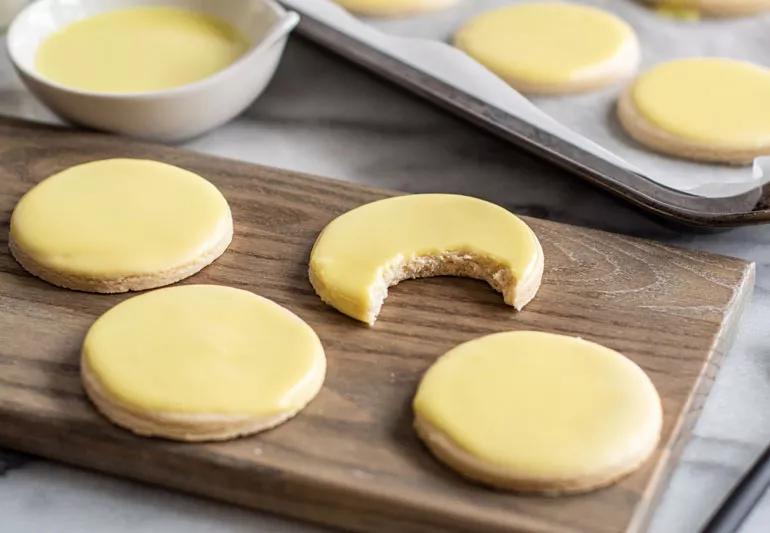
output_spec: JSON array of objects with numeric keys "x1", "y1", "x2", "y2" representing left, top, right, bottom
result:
[
  {"x1": 81, "y1": 284, "x2": 326, "y2": 442},
  {"x1": 618, "y1": 58, "x2": 770, "y2": 165},
  {"x1": 413, "y1": 331, "x2": 662, "y2": 494},
  {"x1": 644, "y1": 0, "x2": 770, "y2": 17},
  {"x1": 333, "y1": 0, "x2": 458, "y2": 17},
  {"x1": 9, "y1": 159, "x2": 232, "y2": 293},
  {"x1": 454, "y1": 2, "x2": 640, "y2": 94},
  {"x1": 309, "y1": 194, "x2": 544, "y2": 325}
]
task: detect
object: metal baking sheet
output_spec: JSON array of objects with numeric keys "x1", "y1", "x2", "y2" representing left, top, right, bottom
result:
[{"x1": 280, "y1": 0, "x2": 770, "y2": 227}]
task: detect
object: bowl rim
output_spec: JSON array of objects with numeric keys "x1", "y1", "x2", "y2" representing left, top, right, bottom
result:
[{"x1": 6, "y1": 0, "x2": 299, "y2": 100}]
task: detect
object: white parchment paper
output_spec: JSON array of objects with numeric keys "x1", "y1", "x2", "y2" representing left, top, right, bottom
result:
[{"x1": 282, "y1": 0, "x2": 770, "y2": 198}]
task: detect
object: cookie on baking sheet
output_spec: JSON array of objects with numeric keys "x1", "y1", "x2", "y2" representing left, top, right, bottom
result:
[
  {"x1": 454, "y1": 2, "x2": 640, "y2": 94},
  {"x1": 81, "y1": 285, "x2": 326, "y2": 442},
  {"x1": 333, "y1": 0, "x2": 458, "y2": 17},
  {"x1": 308, "y1": 194, "x2": 544, "y2": 326},
  {"x1": 644, "y1": 0, "x2": 770, "y2": 17},
  {"x1": 413, "y1": 331, "x2": 662, "y2": 494},
  {"x1": 9, "y1": 158, "x2": 232, "y2": 293},
  {"x1": 618, "y1": 58, "x2": 770, "y2": 165}
]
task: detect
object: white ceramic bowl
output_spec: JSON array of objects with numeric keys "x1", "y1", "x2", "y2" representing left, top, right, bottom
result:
[{"x1": 7, "y1": 0, "x2": 299, "y2": 142}]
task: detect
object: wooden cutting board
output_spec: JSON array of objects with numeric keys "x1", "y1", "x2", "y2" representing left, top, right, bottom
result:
[{"x1": 0, "y1": 117, "x2": 754, "y2": 533}]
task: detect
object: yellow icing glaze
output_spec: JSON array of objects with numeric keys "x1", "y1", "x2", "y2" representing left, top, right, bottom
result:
[
  {"x1": 83, "y1": 285, "x2": 326, "y2": 415},
  {"x1": 333, "y1": 0, "x2": 456, "y2": 16},
  {"x1": 631, "y1": 58, "x2": 770, "y2": 149},
  {"x1": 455, "y1": 2, "x2": 636, "y2": 86},
  {"x1": 309, "y1": 194, "x2": 541, "y2": 324},
  {"x1": 655, "y1": 5, "x2": 701, "y2": 20},
  {"x1": 414, "y1": 331, "x2": 662, "y2": 478},
  {"x1": 36, "y1": 6, "x2": 250, "y2": 93},
  {"x1": 651, "y1": 0, "x2": 761, "y2": 17},
  {"x1": 10, "y1": 159, "x2": 232, "y2": 278}
]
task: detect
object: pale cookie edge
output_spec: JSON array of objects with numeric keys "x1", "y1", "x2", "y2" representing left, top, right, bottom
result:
[
  {"x1": 81, "y1": 353, "x2": 326, "y2": 442},
  {"x1": 617, "y1": 86, "x2": 768, "y2": 165},
  {"x1": 413, "y1": 412, "x2": 661, "y2": 495},
  {"x1": 8, "y1": 222, "x2": 233, "y2": 293}
]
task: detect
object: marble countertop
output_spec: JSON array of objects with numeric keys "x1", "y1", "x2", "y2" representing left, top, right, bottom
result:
[{"x1": 1, "y1": 36, "x2": 769, "y2": 533}]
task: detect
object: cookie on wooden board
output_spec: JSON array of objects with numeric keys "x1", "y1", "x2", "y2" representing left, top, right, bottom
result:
[
  {"x1": 413, "y1": 331, "x2": 663, "y2": 494},
  {"x1": 9, "y1": 158, "x2": 233, "y2": 293},
  {"x1": 309, "y1": 194, "x2": 544, "y2": 325},
  {"x1": 82, "y1": 285, "x2": 326, "y2": 442}
]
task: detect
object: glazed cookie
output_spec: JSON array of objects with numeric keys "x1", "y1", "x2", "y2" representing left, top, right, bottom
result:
[
  {"x1": 413, "y1": 331, "x2": 662, "y2": 494},
  {"x1": 308, "y1": 194, "x2": 543, "y2": 325},
  {"x1": 333, "y1": 0, "x2": 458, "y2": 17},
  {"x1": 454, "y1": 2, "x2": 640, "y2": 94},
  {"x1": 9, "y1": 158, "x2": 232, "y2": 292},
  {"x1": 618, "y1": 58, "x2": 770, "y2": 165},
  {"x1": 644, "y1": 0, "x2": 770, "y2": 17},
  {"x1": 82, "y1": 285, "x2": 326, "y2": 442}
]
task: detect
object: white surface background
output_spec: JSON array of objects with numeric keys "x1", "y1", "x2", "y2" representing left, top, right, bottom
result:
[{"x1": 1, "y1": 33, "x2": 769, "y2": 533}]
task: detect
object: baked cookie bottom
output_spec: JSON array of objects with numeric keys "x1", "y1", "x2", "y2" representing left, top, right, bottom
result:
[
  {"x1": 81, "y1": 355, "x2": 325, "y2": 442},
  {"x1": 9, "y1": 228, "x2": 233, "y2": 293},
  {"x1": 617, "y1": 88, "x2": 768, "y2": 165},
  {"x1": 414, "y1": 413, "x2": 659, "y2": 495}
]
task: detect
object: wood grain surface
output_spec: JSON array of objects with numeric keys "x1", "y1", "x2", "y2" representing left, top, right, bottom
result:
[{"x1": 0, "y1": 117, "x2": 755, "y2": 532}]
